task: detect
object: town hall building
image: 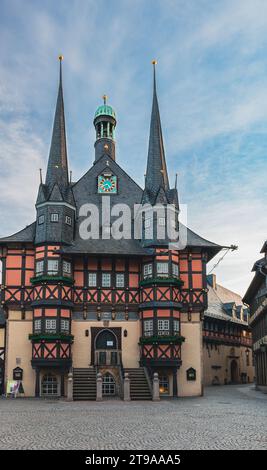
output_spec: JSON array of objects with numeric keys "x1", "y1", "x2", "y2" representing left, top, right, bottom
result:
[{"x1": 0, "y1": 58, "x2": 252, "y2": 400}]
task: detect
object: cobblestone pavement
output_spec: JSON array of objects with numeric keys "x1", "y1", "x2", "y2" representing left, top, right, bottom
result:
[{"x1": 0, "y1": 385, "x2": 266, "y2": 450}]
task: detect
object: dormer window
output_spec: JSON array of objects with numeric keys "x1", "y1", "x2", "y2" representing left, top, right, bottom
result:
[
  {"x1": 51, "y1": 213, "x2": 59, "y2": 222},
  {"x1": 65, "y1": 216, "x2": 72, "y2": 226},
  {"x1": 38, "y1": 215, "x2": 45, "y2": 225}
]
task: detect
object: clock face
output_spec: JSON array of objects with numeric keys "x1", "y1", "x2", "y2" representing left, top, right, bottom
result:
[{"x1": 98, "y1": 174, "x2": 117, "y2": 194}]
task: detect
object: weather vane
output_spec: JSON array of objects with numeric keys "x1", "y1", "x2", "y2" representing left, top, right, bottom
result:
[{"x1": 103, "y1": 94, "x2": 107, "y2": 105}]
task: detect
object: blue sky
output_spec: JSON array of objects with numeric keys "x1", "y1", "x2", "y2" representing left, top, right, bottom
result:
[{"x1": 1, "y1": 0, "x2": 267, "y2": 295}]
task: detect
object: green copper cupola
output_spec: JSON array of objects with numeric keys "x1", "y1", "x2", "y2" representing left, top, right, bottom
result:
[{"x1": 93, "y1": 95, "x2": 116, "y2": 162}]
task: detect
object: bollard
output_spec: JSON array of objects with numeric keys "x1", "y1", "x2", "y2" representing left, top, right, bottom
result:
[
  {"x1": 96, "y1": 372, "x2": 103, "y2": 401},
  {"x1": 153, "y1": 372, "x2": 160, "y2": 401},
  {"x1": 67, "y1": 372, "x2": 73, "y2": 401},
  {"x1": 124, "y1": 372, "x2": 130, "y2": 401}
]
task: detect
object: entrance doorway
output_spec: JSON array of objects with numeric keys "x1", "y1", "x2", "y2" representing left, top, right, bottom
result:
[
  {"x1": 102, "y1": 373, "x2": 116, "y2": 396},
  {"x1": 94, "y1": 329, "x2": 120, "y2": 366},
  {"x1": 230, "y1": 360, "x2": 239, "y2": 383}
]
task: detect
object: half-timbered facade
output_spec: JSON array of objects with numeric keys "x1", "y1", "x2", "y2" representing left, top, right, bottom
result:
[
  {"x1": 243, "y1": 244, "x2": 267, "y2": 393},
  {"x1": 0, "y1": 59, "x2": 226, "y2": 399},
  {"x1": 204, "y1": 275, "x2": 253, "y2": 386}
]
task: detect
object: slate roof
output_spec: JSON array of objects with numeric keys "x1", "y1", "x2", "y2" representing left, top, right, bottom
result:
[
  {"x1": 0, "y1": 222, "x2": 36, "y2": 244},
  {"x1": 206, "y1": 276, "x2": 249, "y2": 325}
]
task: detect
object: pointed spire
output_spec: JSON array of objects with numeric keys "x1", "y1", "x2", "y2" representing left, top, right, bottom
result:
[
  {"x1": 143, "y1": 60, "x2": 169, "y2": 203},
  {"x1": 45, "y1": 55, "x2": 69, "y2": 191}
]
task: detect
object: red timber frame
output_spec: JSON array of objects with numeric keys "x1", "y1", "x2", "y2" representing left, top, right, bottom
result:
[{"x1": 139, "y1": 249, "x2": 208, "y2": 370}]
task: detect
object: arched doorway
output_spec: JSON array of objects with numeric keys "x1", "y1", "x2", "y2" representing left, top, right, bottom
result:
[
  {"x1": 230, "y1": 360, "x2": 238, "y2": 383},
  {"x1": 102, "y1": 372, "x2": 116, "y2": 396},
  {"x1": 94, "y1": 329, "x2": 119, "y2": 366}
]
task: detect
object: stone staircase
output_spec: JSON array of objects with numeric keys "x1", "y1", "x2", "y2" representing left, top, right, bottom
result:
[
  {"x1": 124, "y1": 367, "x2": 152, "y2": 400},
  {"x1": 73, "y1": 368, "x2": 96, "y2": 401}
]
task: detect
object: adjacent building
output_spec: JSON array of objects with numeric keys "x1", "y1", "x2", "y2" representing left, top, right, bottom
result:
[
  {"x1": 0, "y1": 59, "x2": 229, "y2": 399},
  {"x1": 243, "y1": 246, "x2": 267, "y2": 393},
  {"x1": 204, "y1": 274, "x2": 253, "y2": 386}
]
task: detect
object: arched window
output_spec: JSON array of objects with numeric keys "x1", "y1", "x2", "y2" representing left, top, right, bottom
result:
[
  {"x1": 41, "y1": 373, "x2": 58, "y2": 396},
  {"x1": 102, "y1": 373, "x2": 116, "y2": 396}
]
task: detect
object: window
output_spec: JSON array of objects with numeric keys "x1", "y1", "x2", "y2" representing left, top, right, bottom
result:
[
  {"x1": 36, "y1": 260, "x2": 44, "y2": 276},
  {"x1": 38, "y1": 215, "x2": 45, "y2": 225},
  {"x1": 144, "y1": 320, "x2": 153, "y2": 337},
  {"x1": 45, "y1": 319, "x2": 57, "y2": 332},
  {"x1": 116, "y1": 273, "x2": 125, "y2": 288},
  {"x1": 159, "y1": 376, "x2": 169, "y2": 395},
  {"x1": 63, "y1": 260, "x2": 71, "y2": 276},
  {"x1": 88, "y1": 273, "x2": 97, "y2": 287},
  {"x1": 173, "y1": 319, "x2": 180, "y2": 334},
  {"x1": 102, "y1": 273, "x2": 111, "y2": 287},
  {"x1": 157, "y1": 262, "x2": 169, "y2": 277},
  {"x1": 34, "y1": 319, "x2": 41, "y2": 332},
  {"x1": 61, "y1": 319, "x2": 69, "y2": 333},
  {"x1": 42, "y1": 374, "x2": 58, "y2": 396},
  {"x1": 172, "y1": 263, "x2": 179, "y2": 278},
  {"x1": 158, "y1": 319, "x2": 170, "y2": 336},
  {"x1": 143, "y1": 263, "x2": 153, "y2": 279},
  {"x1": 51, "y1": 213, "x2": 59, "y2": 222},
  {"x1": 65, "y1": 216, "x2": 72, "y2": 226},
  {"x1": 47, "y1": 260, "x2": 58, "y2": 275},
  {"x1": 102, "y1": 373, "x2": 116, "y2": 395}
]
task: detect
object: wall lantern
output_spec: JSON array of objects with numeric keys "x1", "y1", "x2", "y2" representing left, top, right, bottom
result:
[
  {"x1": 186, "y1": 367, "x2": 196, "y2": 381},
  {"x1": 85, "y1": 329, "x2": 89, "y2": 337},
  {"x1": 124, "y1": 329, "x2": 128, "y2": 338}
]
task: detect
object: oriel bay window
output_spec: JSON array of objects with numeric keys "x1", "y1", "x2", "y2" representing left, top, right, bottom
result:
[
  {"x1": 45, "y1": 319, "x2": 57, "y2": 333},
  {"x1": 144, "y1": 320, "x2": 153, "y2": 337},
  {"x1": 47, "y1": 260, "x2": 59, "y2": 276},
  {"x1": 173, "y1": 319, "x2": 180, "y2": 335},
  {"x1": 143, "y1": 263, "x2": 153, "y2": 279},
  {"x1": 62, "y1": 260, "x2": 72, "y2": 277},
  {"x1": 158, "y1": 319, "x2": 170, "y2": 336},
  {"x1": 34, "y1": 319, "x2": 41, "y2": 333},
  {"x1": 61, "y1": 319, "x2": 69, "y2": 333},
  {"x1": 36, "y1": 260, "x2": 44, "y2": 276},
  {"x1": 172, "y1": 263, "x2": 179, "y2": 278},
  {"x1": 157, "y1": 262, "x2": 169, "y2": 277}
]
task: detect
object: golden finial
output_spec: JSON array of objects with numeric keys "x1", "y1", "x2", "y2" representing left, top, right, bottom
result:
[
  {"x1": 103, "y1": 94, "x2": 108, "y2": 104},
  {"x1": 58, "y1": 55, "x2": 64, "y2": 61},
  {"x1": 152, "y1": 59, "x2": 158, "y2": 65}
]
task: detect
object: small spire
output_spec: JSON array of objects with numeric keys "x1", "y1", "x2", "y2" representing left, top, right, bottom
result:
[
  {"x1": 143, "y1": 59, "x2": 169, "y2": 203},
  {"x1": 103, "y1": 94, "x2": 108, "y2": 105},
  {"x1": 45, "y1": 55, "x2": 69, "y2": 191}
]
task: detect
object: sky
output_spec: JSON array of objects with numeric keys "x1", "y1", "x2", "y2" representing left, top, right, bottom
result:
[{"x1": 1, "y1": 0, "x2": 267, "y2": 296}]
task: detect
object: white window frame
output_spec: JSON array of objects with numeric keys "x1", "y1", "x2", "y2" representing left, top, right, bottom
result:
[
  {"x1": 61, "y1": 319, "x2": 69, "y2": 332},
  {"x1": 65, "y1": 216, "x2": 72, "y2": 226},
  {"x1": 158, "y1": 319, "x2": 170, "y2": 336},
  {"x1": 51, "y1": 213, "x2": 59, "y2": 222},
  {"x1": 157, "y1": 262, "x2": 169, "y2": 276},
  {"x1": 172, "y1": 263, "x2": 179, "y2": 278},
  {"x1": 88, "y1": 273, "x2": 97, "y2": 287},
  {"x1": 45, "y1": 319, "x2": 57, "y2": 332},
  {"x1": 116, "y1": 273, "x2": 125, "y2": 288},
  {"x1": 38, "y1": 215, "x2": 45, "y2": 225},
  {"x1": 36, "y1": 260, "x2": 44, "y2": 276},
  {"x1": 144, "y1": 320, "x2": 153, "y2": 337},
  {"x1": 143, "y1": 263, "x2": 153, "y2": 279},
  {"x1": 63, "y1": 260, "x2": 71, "y2": 275},
  {"x1": 47, "y1": 259, "x2": 59, "y2": 275},
  {"x1": 102, "y1": 273, "x2": 111, "y2": 288},
  {"x1": 34, "y1": 319, "x2": 41, "y2": 331},
  {"x1": 173, "y1": 319, "x2": 180, "y2": 334}
]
